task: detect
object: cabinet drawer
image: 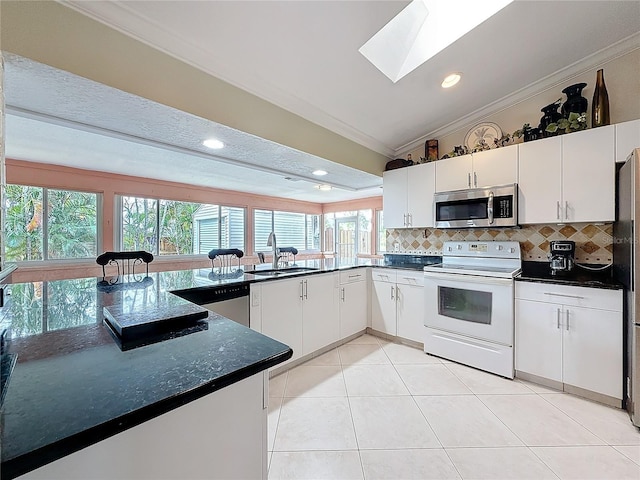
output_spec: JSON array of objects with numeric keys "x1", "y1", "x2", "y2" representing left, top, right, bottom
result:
[
  {"x1": 339, "y1": 269, "x2": 367, "y2": 284},
  {"x1": 371, "y1": 269, "x2": 396, "y2": 283},
  {"x1": 515, "y1": 282, "x2": 622, "y2": 311},
  {"x1": 395, "y1": 270, "x2": 424, "y2": 286}
]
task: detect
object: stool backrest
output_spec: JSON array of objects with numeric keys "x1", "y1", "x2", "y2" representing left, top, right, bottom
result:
[{"x1": 96, "y1": 251, "x2": 154, "y2": 277}]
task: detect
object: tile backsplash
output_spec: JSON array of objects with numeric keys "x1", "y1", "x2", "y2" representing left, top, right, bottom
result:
[{"x1": 386, "y1": 223, "x2": 613, "y2": 264}]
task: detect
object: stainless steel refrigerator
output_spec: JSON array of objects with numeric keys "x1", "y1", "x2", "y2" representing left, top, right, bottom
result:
[{"x1": 614, "y1": 147, "x2": 640, "y2": 427}]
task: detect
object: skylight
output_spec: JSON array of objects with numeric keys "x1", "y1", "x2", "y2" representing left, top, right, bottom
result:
[{"x1": 359, "y1": 0, "x2": 513, "y2": 83}]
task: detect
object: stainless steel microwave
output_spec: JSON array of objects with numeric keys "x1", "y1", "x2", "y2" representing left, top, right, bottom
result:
[{"x1": 434, "y1": 183, "x2": 518, "y2": 229}]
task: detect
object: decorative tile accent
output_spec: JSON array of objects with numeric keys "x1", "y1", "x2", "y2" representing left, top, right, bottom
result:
[{"x1": 386, "y1": 223, "x2": 613, "y2": 264}]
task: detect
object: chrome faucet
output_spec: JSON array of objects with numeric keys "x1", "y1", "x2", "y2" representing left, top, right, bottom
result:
[{"x1": 267, "y1": 232, "x2": 281, "y2": 269}]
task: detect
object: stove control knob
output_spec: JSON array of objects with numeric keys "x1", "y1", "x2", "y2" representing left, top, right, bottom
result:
[
  {"x1": 457, "y1": 244, "x2": 462, "y2": 250},
  {"x1": 509, "y1": 247, "x2": 515, "y2": 253},
  {"x1": 497, "y1": 245, "x2": 503, "y2": 251}
]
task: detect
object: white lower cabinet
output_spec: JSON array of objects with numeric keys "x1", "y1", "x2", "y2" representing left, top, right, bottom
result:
[
  {"x1": 371, "y1": 269, "x2": 424, "y2": 343},
  {"x1": 339, "y1": 270, "x2": 368, "y2": 338},
  {"x1": 515, "y1": 282, "x2": 622, "y2": 401},
  {"x1": 253, "y1": 273, "x2": 339, "y2": 365}
]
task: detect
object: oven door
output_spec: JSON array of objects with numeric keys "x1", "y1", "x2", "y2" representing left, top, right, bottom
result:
[{"x1": 423, "y1": 272, "x2": 514, "y2": 345}]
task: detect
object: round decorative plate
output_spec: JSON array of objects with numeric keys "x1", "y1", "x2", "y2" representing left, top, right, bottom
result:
[{"x1": 464, "y1": 122, "x2": 503, "y2": 150}]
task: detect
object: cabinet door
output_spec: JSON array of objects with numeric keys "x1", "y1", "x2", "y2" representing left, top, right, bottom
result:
[
  {"x1": 383, "y1": 168, "x2": 408, "y2": 228},
  {"x1": 562, "y1": 305, "x2": 622, "y2": 399},
  {"x1": 339, "y1": 280, "x2": 368, "y2": 338},
  {"x1": 302, "y1": 273, "x2": 339, "y2": 355},
  {"x1": 615, "y1": 119, "x2": 640, "y2": 163},
  {"x1": 471, "y1": 144, "x2": 518, "y2": 188},
  {"x1": 562, "y1": 125, "x2": 615, "y2": 222},
  {"x1": 407, "y1": 162, "x2": 435, "y2": 227},
  {"x1": 515, "y1": 299, "x2": 562, "y2": 382},
  {"x1": 435, "y1": 154, "x2": 472, "y2": 192},
  {"x1": 261, "y1": 277, "x2": 303, "y2": 363},
  {"x1": 396, "y1": 283, "x2": 424, "y2": 343},
  {"x1": 518, "y1": 136, "x2": 563, "y2": 224},
  {"x1": 371, "y1": 280, "x2": 397, "y2": 335}
]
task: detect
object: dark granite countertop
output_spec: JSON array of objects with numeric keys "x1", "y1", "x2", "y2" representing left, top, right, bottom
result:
[
  {"x1": 516, "y1": 261, "x2": 622, "y2": 290},
  {"x1": 0, "y1": 271, "x2": 293, "y2": 479}
]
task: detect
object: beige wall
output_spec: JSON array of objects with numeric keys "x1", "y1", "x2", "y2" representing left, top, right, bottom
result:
[
  {"x1": 0, "y1": 1, "x2": 389, "y2": 176},
  {"x1": 407, "y1": 48, "x2": 640, "y2": 160}
]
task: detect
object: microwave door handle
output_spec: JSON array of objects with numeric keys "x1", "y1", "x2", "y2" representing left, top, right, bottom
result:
[{"x1": 488, "y1": 191, "x2": 494, "y2": 224}]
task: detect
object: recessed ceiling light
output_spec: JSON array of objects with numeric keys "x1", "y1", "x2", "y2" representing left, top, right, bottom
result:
[
  {"x1": 203, "y1": 138, "x2": 224, "y2": 149},
  {"x1": 442, "y1": 73, "x2": 461, "y2": 88},
  {"x1": 315, "y1": 184, "x2": 332, "y2": 191},
  {"x1": 312, "y1": 169, "x2": 328, "y2": 176}
]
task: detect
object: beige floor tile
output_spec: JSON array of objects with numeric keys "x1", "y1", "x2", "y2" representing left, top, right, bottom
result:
[
  {"x1": 446, "y1": 447, "x2": 557, "y2": 479},
  {"x1": 349, "y1": 396, "x2": 441, "y2": 449},
  {"x1": 346, "y1": 333, "x2": 381, "y2": 345},
  {"x1": 284, "y1": 365, "x2": 346, "y2": 397},
  {"x1": 269, "y1": 372, "x2": 287, "y2": 398},
  {"x1": 382, "y1": 342, "x2": 442, "y2": 364},
  {"x1": 480, "y1": 394, "x2": 602, "y2": 446},
  {"x1": 360, "y1": 448, "x2": 460, "y2": 480},
  {"x1": 542, "y1": 394, "x2": 640, "y2": 445},
  {"x1": 343, "y1": 364, "x2": 410, "y2": 396},
  {"x1": 531, "y1": 445, "x2": 640, "y2": 479},
  {"x1": 303, "y1": 348, "x2": 341, "y2": 366},
  {"x1": 445, "y1": 363, "x2": 535, "y2": 395},
  {"x1": 613, "y1": 445, "x2": 640, "y2": 465},
  {"x1": 395, "y1": 364, "x2": 473, "y2": 395},
  {"x1": 338, "y1": 344, "x2": 391, "y2": 365},
  {"x1": 274, "y1": 397, "x2": 357, "y2": 451},
  {"x1": 269, "y1": 451, "x2": 364, "y2": 480},
  {"x1": 414, "y1": 395, "x2": 523, "y2": 447},
  {"x1": 268, "y1": 396, "x2": 283, "y2": 452}
]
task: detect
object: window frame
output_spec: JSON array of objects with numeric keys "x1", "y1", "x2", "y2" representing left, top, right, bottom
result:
[
  {"x1": 253, "y1": 209, "x2": 321, "y2": 253},
  {"x1": 5, "y1": 184, "x2": 102, "y2": 263}
]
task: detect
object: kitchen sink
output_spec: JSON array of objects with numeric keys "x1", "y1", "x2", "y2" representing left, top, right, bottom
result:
[{"x1": 244, "y1": 267, "x2": 318, "y2": 276}]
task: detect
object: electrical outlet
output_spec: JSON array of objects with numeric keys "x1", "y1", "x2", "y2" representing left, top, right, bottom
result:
[{"x1": 251, "y1": 290, "x2": 260, "y2": 307}]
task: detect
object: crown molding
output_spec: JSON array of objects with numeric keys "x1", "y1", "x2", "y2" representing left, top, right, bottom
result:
[{"x1": 395, "y1": 32, "x2": 640, "y2": 157}]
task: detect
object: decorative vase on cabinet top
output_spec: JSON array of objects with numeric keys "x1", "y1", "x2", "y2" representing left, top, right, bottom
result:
[
  {"x1": 592, "y1": 69, "x2": 610, "y2": 128},
  {"x1": 539, "y1": 102, "x2": 562, "y2": 137},
  {"x1": 561, "y1": 82, "x2": 588, "y2": 117}
]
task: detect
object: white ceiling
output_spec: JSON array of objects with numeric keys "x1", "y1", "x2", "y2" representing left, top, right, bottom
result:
[{"x1": 4, "y1": 1, "x2": 640, "y2": 202}]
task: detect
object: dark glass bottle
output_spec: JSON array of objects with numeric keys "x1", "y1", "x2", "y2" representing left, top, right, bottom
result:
[
  {"x1": 539, "y1": 102, "x2": 562, "y2": 137},
  {"x1": 592, "y1": 69, "x2": 610, "y2": 128}
]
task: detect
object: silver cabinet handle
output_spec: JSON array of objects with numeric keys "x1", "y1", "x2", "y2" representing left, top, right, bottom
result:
[
  {"x1": 565, "y1": 201, "x2": 569, "y2": 220},
  {"x1": 304, "y1": 279, "x2": 308, "y2": 299},
  {"x1": 391, "y1": 285, "x2": 395, "y2": 300},
  {"x1": 474, "y1": 172, "x2": 478, "y2": 187},
  {"x1": 403, "y1": 277, "x2": 416, "y2": 282},
  {"x1": 468, "y1": 173, "x2": 471, "y2": 188},
  {"x1": 556, "y1": 308, "x2": 561, "y2": 329},
  {"x1": 341, "y1": 287, "x2": 345, "y2": 302},
  {"x1": 407, "y1": 213, "x2": 412, "y2": 226},
  {"x1": 300, "y1": 280, "x2": 304, "y2": 300},
  {"x1": 557, "y1": 201, "x2": 561, "y2": 220},
  {"x1": 565, "y1": 309, "x2": 570, "y2": 331},
  {"x1": 544, "y1": 292, "x2": 584, "y2": 299},
  {"x1": 348, "y1": 274, "x2": 362, "y2": 279},
  {"x1": 488, "y1": 191, "x2": 494, "y2": 225}
]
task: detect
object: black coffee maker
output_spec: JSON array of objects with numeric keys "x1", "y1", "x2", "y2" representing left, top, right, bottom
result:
[{"x1": 548, "y1": 240, "x2": 576, "y2": 275}]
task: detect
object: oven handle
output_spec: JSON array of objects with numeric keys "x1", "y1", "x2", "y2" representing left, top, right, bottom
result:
[{"x1": 423, "y1": 271, "x2": 513, "y2": 286}]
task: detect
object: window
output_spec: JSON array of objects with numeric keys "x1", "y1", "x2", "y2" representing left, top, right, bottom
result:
[
  {"x1": 119, "y1": 196, "x2": 245, "y2": 255},
  {"x1": 5, "y1": 185, "x2": 99, "y2": 261},
  {"x1": 254, "y1": 210, "x2": 320, "y2": 252},
  {"x1": 377, "y1": 209, "x2": 386, "y2": 253},
  {"x1": 324, "y1": 209, "x2": 373, "y2": 258}
]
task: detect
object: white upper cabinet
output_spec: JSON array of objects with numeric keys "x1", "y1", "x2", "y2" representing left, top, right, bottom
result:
[
  {"x1": 518, "y1": 136, "x2": 563, "y2": 224},
  {"x1": 518, "y1": 125, "x2": 615, "y2": 224},
  {"x1": 435, "y1": 154, "x2": 472, "y2": 192},
  {"x1": 435, "y1": 145, "x2": 518, "y2": 192},
  {"x1": 383, "y1": 162, "x2": 435, "y2": 228},
  {"x1": 615, "y1": 119, "x2": 640, "y2": 163},
  {"x1": 382, "y1": 168, "x2": 408, "y2": 229},
  {"x1": 562, "y1": 125, "x2": 615, "y2": 223}
]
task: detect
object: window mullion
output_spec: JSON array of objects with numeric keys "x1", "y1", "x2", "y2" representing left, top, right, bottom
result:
[
  {"x1": 42, "y1": 188, "x2": 49, "y2": 261},
  {"x1": 156, "y1": 200, "x2": 161, "y2": 255}
]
